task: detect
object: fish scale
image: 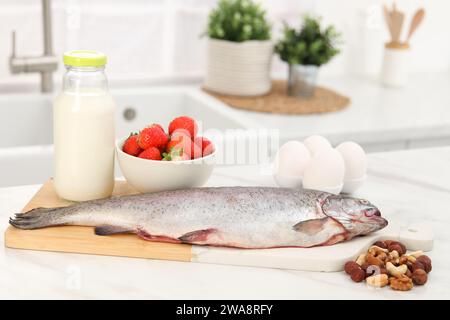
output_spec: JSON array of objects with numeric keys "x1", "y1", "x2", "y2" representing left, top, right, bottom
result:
[{"x1": 9, "y1": 187, "x2": 387, "y2": 249}]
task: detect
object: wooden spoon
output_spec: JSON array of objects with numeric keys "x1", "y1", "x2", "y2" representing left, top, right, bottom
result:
[
  {"x1": 406, "y1": 8, "x2": 425, "y2": 43},
  {"x1": 390, "y1": 2, "x2": 405, "y2": 43},
  {"x1": 383, "y1": 4, "x2": 395, "y2": 42}
]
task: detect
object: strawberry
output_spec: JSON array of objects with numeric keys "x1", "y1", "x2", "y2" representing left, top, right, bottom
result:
[
  {"x1": 166, "y1": 135, "x2": 191, "y2": 156},
  {"x1": 194, "y1": 136, "x2": 214, "y2": 157},
  {"x1": 165, "y1": 134, "x2": 201, "y2": 159},
  {"x1": 122, "y1": 133, "x2": 142, "y2": 156},
  {"x1": 162, "y1": 148, "x2": 190, "y2": 161},
  {"x1": 138, "y1": 147, "x2": 162, "y2": 160},
  {"x1": 168, "y1": 116, "x2": 198, "y2": 138},
  {"x1": 138, "y1": 124, "x2": 168, "y2": 150}
]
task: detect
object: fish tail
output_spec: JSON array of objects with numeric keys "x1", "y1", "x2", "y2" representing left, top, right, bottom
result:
[{"x1": 9, "y1": 206, "x2": 76, "y2": 230}]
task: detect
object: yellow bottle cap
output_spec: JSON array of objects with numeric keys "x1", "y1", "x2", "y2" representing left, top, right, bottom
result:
[{"x1": 63, "y1": 50, "x2": 107, "y2": 67}]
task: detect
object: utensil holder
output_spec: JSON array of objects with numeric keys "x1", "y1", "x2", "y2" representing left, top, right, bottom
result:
[{"x1": 380, "y1": 42, "x2": 410, "y2": 87}]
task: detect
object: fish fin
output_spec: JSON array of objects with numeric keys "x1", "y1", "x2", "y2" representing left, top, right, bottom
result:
[
  {"x1": 94, "y1": 225, "x2": 133, "y2": 236},
  {"x1": 178, "y1": 228, "x2": 217, "y2": 243},
  {"x1": 293, "y1": 217, "x2": 332, "y2": 236},
  {"x1": 136, "y1": 229, "x2": 182, "y2": 244}
]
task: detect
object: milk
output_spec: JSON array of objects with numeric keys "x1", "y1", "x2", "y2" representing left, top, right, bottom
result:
[{"x1": 53, "y1": 90, "x2": 115, "y2": 201}]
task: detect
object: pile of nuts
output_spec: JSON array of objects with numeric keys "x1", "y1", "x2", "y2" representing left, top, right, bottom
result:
[{"x1": 344, "y1": 240, "x2": 432, "y2": 291}]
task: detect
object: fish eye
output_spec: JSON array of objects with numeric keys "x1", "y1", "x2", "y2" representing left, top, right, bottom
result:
[{"x1": 360, "y1": 199, "x2": 369, "y2": 205}]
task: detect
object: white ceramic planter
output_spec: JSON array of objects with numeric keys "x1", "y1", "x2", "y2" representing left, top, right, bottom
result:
[{"x1": 204, "y1": 39, "x2": 273, "y2": 96}]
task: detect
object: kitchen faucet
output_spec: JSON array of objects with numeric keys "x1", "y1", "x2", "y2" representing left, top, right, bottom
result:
[{"x1": 9, "y1": 0, "x2": 58, "y2": 93}]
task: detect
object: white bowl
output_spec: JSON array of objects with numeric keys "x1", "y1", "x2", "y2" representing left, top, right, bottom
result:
[
  {"x1": 341, "y1": 175, "x2": 366, "y2": 194},
  {"x1": 116, "y1": 137, "x2": 216, "y2": 193}
]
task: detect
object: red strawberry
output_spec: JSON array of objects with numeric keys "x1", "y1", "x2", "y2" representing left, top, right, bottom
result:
[
  {"x1": 138, "y1": 147, "x2": 162, "y2": 160},
  {"x1": 163, "y1": 148, "x2": 191, "y2": 161},
  {"x1": 166, "y1": 135, "x2": 191, "y2": 156},
  {"x1": 122, "y1": 133, "x2": 142, "y2": 156},
  {"x1": 168, "y1": 116, "x2": 198, "y2": 138},
  {"x1": 138, "y1": 124, "x2": 168, "y2": 150},
  {"x1": 194, "y1": 136, "x2": 214, "y2": 157},
  {"x1": 165, "y1": 134, "x2": 201, "y2": 159}
]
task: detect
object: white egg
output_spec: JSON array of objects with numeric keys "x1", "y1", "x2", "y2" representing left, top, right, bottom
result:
[
  {"x1": 303, "y1": 148, "x2": 345, "y2": 194},
  {"x1": 273, "y1": 141, "x2": 311, "y2": 188},
  {"x1": 303, "y1": 135, "x2": 332, "y2": 156},
  {"x1": 336, "y1": 141, "x2": 367, "y2": 180}
]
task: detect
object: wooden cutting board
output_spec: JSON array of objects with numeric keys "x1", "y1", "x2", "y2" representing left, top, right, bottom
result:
[{"x1": 4, "y1": 180, "x2": 434, "y2": 272}]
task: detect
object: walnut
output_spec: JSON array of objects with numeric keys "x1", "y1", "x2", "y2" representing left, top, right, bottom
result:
[{"x1": 390, "y1": 275, "x2": 413, "y2": 291}]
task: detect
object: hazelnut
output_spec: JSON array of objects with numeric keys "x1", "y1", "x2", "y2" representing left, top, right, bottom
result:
[
  {"x1": 405, "y1": 268, "x2": 412, "y2": 278},
  {"x1": 360, "y1": 262, "x2": 370, "y2": 271},
  {"x1": 412, "y1": 269, "x2": 428, "y2": 285},
  {"x1": 409, "y1": 261, "x2": 425, "y2": 272},
  {"x1": 372, "y1": 240, "x2": 387, "y2": 249},
  {"x1": 395, "y1": 242, "x2": 407, "y2": 255},
  {"x1": 388, "y1": 244, "x2": 403, "y2": 255},
  {"x1": 345, "y1": 261, "x2": 361, "y2": 275},
  {"x1": 350, "y1": 268, "x2": 366, "y2": 282},
  {"x1": 389, "y1": 275, "x2": 413, "y2": 291},
  {"x1": 384, "y1": 240, "x2": 395, "y2": 247},
  {"x1": 416, "y1": 255, "x2": 432, "y2": 273}
]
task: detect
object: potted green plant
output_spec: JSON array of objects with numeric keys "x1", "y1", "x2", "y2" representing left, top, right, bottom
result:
[
  {"x1": 275, "y1": 16, "x2": 341, "y2": 98},
  {"x1": 204, "y1": 0, "x2": 272, "y2": 96}
]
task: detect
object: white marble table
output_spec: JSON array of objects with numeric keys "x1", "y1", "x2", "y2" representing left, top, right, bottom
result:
[{"x1": 0, "y1": 147, "x2": 449, "y2": 299}]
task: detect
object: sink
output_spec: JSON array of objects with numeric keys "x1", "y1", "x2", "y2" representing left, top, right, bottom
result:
[{"x1": 0, "y1": 87, "x2": 247, "y2": 187}]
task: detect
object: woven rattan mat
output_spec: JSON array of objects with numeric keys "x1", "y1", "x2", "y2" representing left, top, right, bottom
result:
[{"x1": 203, "y1": 80, "x2": 350, "y2": 115}]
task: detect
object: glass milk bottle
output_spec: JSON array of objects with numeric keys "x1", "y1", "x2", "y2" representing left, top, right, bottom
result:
[{"x1": 53, "y1": 50, "x2": 115, "y2": 201}]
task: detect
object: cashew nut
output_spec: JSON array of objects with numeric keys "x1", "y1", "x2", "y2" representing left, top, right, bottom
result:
[
  {"x1": 366, "y1": 274, "x2": 389, "y2": 288},
  {"x1": 386, "y1": 261, "x2": 407, "y2": 277},
  {"x1": 388, "y1": 250, "x2": 399, "y2": 261},
  {"x1": 368, "y1": 245, "x2": 389, "y2": 256},
  {"x1": 406, "y1": 255, "x2": 417, "y2": 263},
  {"x1": 355, "y1": 253, "x2": 366, "y2": 266},
  {"x1": 408, "y1": 250, "x2": 424, "y2": 258}
]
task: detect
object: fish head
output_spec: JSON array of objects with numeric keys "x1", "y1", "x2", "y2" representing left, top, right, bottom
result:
[{"x1": 321, "y1": 195, "x2": 388, "y2": 237}]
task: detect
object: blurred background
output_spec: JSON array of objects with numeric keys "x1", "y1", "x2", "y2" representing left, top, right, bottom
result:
[
  {"x1": 0, "y1": 0, "x2": 449, "y2": 187},
  {"x1": 0, "y1": 0, "x2": 448, "y2": 88}
]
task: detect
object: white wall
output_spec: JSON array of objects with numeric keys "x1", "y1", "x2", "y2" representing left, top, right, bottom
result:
[{"x1": 0, "y1": 0, "x2": 448, "y2": 88}]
